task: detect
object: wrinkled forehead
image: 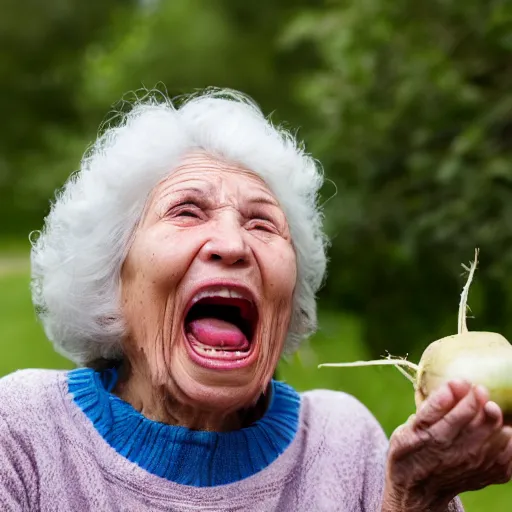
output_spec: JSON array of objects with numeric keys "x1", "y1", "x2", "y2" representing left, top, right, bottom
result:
[{"x1": 149, "y1": 150, "x2": 281, "y2": 207}]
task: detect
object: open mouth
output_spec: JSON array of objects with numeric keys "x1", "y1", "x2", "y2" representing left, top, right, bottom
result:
[{"x1": 184, "y1": 287, "x2": 258, "y2": 364}]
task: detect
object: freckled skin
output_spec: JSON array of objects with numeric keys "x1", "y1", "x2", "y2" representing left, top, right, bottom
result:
[{"x1": 115, "y1": 151, "x2": 297, "y2": 432}]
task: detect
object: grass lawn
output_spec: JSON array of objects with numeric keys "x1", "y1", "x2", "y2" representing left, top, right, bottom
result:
[{"x1": 0, "y1": 268, "x2": 510, "y2": 510}]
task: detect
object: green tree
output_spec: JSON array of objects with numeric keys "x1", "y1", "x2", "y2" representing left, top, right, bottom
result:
[
  {"x1": 283, "y1": 0, "x2": 512, "y2": 356},
  {"x1": 1, "y1": 0, "x2": 316, "y2": 234},
  {"x1": 0, "y1": 0, "x2": 135, "y2": 232}
]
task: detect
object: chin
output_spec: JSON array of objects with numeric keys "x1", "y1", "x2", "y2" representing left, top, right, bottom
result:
[
  {"x1": 170, "y1": 347, "x2": 270, "y2": 412},
  {"x1": 176, "y1": 372, "x2": 265, "y2": 412}
]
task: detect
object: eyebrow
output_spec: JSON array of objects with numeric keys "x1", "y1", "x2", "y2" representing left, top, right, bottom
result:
[
  {"x1": 172, "y1": 186, "x2": 212, "y2": 199},
  {"x1": 166, "y1": 184, "x2": 279, "y2": 207},
  {"x1": 247, "y1": 195, "x2": 279, "y2": 207}
]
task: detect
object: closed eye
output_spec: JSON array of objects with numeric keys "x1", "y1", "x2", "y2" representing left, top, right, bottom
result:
[
  {"x1": 177, "y1": 209, "x2": 200, "y2": 218},
  {"x1": 247, "y1": 217, "x2": 278, "y2": 233},
  {"x1": 168, "y1": 202, "x2": 203, "y2": 219}
]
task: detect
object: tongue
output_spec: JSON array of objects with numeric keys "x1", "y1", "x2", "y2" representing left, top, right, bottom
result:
[{"x1": 187, "y1": 318, "x2": 250, "y2": 350}]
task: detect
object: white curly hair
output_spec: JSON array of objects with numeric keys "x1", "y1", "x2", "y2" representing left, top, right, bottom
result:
[{"x1": 30, "y1": 89, "x2": 328, "y2": 365}]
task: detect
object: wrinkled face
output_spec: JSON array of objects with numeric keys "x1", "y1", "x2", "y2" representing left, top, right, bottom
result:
[{"x1": 121, "y1": 151, "x2": 297, "y2": 412}]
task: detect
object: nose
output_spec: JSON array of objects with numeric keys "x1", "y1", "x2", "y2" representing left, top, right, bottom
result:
[{"x1": 200, "y1": 214, "x2": 250, "y2": 266}]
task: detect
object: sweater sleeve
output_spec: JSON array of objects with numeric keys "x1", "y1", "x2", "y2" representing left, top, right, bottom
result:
[
  {"x1": 0, "y1": 412, "x2": 36, "y2": 511},
  {"x1": 361, "y1": 412, "x2": 388, "y2": 512}
]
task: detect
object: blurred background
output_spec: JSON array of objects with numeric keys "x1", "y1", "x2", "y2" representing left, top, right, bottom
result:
[{"x1": 1, "y1": 0, "x2": 512, "y2": 508}]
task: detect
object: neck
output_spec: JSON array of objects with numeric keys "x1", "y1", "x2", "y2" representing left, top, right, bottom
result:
[{"x1": 112, "y1": 363, "x2": 269, "y2": 432}]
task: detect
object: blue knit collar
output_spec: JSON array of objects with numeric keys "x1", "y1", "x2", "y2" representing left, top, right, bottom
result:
[{"x1": 68, "y1": 367, "x2": 300, "y2": 487}]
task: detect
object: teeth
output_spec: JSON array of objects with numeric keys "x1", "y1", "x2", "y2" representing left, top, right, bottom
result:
[
  {"x1": 193, "y1": 345, "x2": 247, "y2": 358},
  {"x1": 192, "y1": 287, "x2": 251, "y2": 304}
]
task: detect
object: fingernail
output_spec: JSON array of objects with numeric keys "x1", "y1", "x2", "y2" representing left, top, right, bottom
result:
[
  {"x1": 476, "y1": 384, "x2": 488, "y2": 394},
  {"x1": 436, "y1": 384, "x2": 454, "y2": 403},
  {"x1": 447, "y1": 379, "x2": 471, "y2": 396},
  {"x1": 484, "y1": 401, "x2": 501, "y2": 419},
  {"x1": 475, "y1": 384, "x2": 490, "y2": 402}
]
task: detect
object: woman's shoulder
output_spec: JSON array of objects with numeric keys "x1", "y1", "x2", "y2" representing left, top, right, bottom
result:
[
  {"x1": 298, "y1": 386, "x2": 388, "y2": 442},
  {"x1": 300, "y1": 386, "x2": 378, "y2": 419},
  {"x1": 290, "y1": 386, "x2": 389, "y2": 502},
  {"x1": 0, "y1": 368, "x2": 68, "y2": 424}
]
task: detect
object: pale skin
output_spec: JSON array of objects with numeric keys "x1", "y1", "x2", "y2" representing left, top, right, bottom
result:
[
  {"x1": 115, "y1": 151, "x2": 512, "y2": 507},
  {"x1": 115, "y1": 151, "x2": 296, "y2": 431}
]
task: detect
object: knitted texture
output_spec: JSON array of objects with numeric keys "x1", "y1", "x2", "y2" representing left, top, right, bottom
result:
[
  {"x1": 0, "y1": 369, "x2": 465, "y2": 511},
  {"x1": 68, "y1": 367, "x2": 300, "y2": 486}
]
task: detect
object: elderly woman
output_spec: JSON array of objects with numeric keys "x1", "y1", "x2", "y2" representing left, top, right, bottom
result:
[{"x1": 0, "y1": 89, "x2": 511, "y2": 512}]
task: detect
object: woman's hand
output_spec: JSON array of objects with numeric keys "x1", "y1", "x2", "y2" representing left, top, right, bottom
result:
[{"x1": 382, "y1": 380, "x2": 512, "y2": 511}]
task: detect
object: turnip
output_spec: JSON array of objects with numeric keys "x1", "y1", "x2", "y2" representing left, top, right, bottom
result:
[{"x1": 319, "y1": 249, "x2": 512, "y2": 420}]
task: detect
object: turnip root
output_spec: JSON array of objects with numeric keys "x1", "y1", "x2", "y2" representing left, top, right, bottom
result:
[{"x1": 319, "y1": 249, "x2": 512, "y2": 418}]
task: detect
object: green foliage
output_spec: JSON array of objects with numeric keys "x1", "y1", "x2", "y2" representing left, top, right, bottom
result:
[
  {"x1": 0, "y1": 0, "x2": 311, "y2": 233},
  {"x1": 0, "y1": 270, "x2": 71, "y2": 376},
  {"x1": 283, "y1": 0, "x2": 512, "y2": 356},
  {"x1": 2, "y1": 1, "x2": 512, "y2": 506},
  {"x1": 0, "y1": 0, "x2": 135, "y2": 231}
]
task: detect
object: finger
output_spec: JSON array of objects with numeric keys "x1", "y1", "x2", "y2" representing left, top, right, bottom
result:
[
  {"x1": 494, "y1": 427, "x2": 512, "y2": 466},
  {"x1": 473, "y1": 384, "x2": 490, "y2": 407},
  {"x1": 501, "y1": 440, "x2": 512, "y2": 484},
  {"x1": 414, "y1": 380, "x2": 470, "y2": 430},
  {"x1": 446, "y1": 430, "x2": 512, "y2": 493},
  {"x1": 482, "y1": 427, "x2": 512, "y2": 470},
  {"x1": 441, "y1": 428, "x2": 512, "y2": 493},
  {"x1": 505, "y1": 458, "x2": 512, "y2": 484},
  {"x1": 423, "y1": 385, "x2": 482, "y2": 445},
  {"x1": 477, "y1": 430, "x2": 512, "y2": 486},
  {"x1": 461, "y1": 400, "x2": 502, "y2": 449},
  {"x1": 483, "y1": 400, "x2": 503, "y2": 427},
  {"x1": 449, "y1": 379, "x2": 474, "y2": 402}
]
